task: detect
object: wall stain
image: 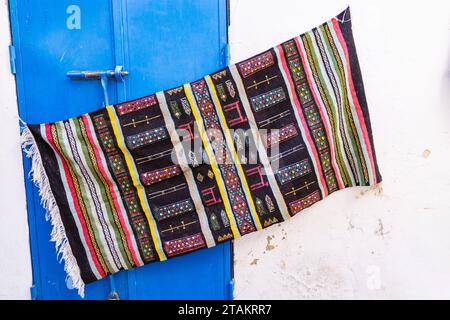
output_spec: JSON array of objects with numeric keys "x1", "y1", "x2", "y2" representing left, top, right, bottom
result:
[
  {"x1": 357, "y1": 183, "x2": 383, "y2": 198},
  {"x1": 266, "y1": 235, "x2": 275, "y2": 251},
  {"x1": 375, "y1": 218, "x2": 389, "y2": 237},
  {"x1": 422, "y1": 149, "x2": 431, "y2": 158}
]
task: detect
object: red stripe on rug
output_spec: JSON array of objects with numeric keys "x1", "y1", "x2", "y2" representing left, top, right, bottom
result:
[
  {"x1": 294, "y1": 36, "x2": 345, "y2": 190},
  {"x1": 276, "y1": 44, "x2": 329, "y2": 197},
  {"x1": 331, "y1": 18, "x2": 377, "y2": 184},
  {"x1": 81, "y1": 115, "x2": 142, "y2": 267},
  {"x1": 44, "y1": 123, "x2": 106, "y2": 278},
  {"x1": 294, "y1": 37, "x2": 344, "y2": 189}
]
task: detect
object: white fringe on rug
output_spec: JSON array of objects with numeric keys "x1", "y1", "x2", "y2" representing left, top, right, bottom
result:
[{"x1": 21, "y1": 125, "x2": 85, "y2": 297}]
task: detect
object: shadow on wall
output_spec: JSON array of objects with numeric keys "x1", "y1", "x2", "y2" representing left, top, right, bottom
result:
[{"x1": 441, "y1": 45, "x2": 450, "y2": 111}]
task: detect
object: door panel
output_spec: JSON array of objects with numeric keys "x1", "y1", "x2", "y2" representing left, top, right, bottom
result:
[
  {"x1": 125, "y1": 0, "x2": 226, "y2": 95},
  {"x1": 10, "y1": 0, "x2": 231, "y2": 300}
]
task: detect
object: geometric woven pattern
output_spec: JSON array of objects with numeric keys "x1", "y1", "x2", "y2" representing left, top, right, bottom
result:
[{"x1": 22, "y1": 9, "x2": 381, "y2": 296}]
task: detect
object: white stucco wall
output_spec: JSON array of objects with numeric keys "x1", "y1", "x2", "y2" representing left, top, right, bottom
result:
[
  {"x1": 230, "y1": 0, "x2": 450, "y2": 299},
  {"x1": 0, "y1": 0, "x2": 449, "y2": 300},
  {"x1": 0, "y1": 1, "x2": 32, "y2": 299}
]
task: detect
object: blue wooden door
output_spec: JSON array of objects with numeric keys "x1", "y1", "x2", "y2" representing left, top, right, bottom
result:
[{"x1": 10, "y1": 0, "x2": 232, "y2": 300}]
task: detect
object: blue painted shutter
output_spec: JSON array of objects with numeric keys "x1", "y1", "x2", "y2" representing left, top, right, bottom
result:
[{"x1": 10, "y1": 0, "x2": 231, "y2": 300}]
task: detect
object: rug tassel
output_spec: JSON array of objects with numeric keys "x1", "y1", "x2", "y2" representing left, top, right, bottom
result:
[{"x1": 20, "y1": 126, "x2": 85, "y2": 297}]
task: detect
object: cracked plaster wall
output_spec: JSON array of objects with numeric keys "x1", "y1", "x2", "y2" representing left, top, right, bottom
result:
[{"x1": 230, "y1": 0, "x2": 450, "y2": 299}]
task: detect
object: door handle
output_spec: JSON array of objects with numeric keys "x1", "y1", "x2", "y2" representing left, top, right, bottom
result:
[
  {"x1": 67, "y1": 65, "x2": 128, "y2": 81},
  {"x1": 67, "y1": 65, "x2": 128, "y2": 105}
]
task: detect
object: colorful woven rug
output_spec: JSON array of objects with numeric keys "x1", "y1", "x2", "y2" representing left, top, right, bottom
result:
[{"x1": 21, "y1": 8, "x2": 381, "y2": 296}]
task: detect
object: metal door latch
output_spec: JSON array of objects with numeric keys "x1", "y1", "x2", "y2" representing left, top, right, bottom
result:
[
  {"x1": 67, "y1": 65, "x2": 128, "y2": 81},
  {"x1": 67, "y1": 65, "x2": 128, "y2": 105}
]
